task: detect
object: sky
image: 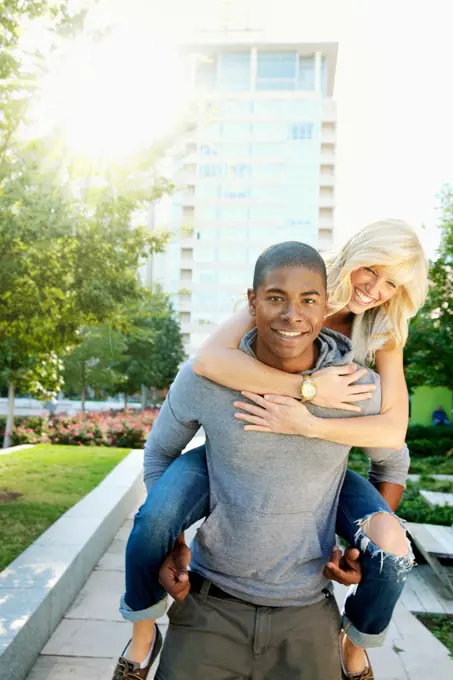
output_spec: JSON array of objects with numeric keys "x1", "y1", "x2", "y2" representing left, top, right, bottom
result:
[
  {"x1": 176, "y1": 0, "x2": 453, "y2": 255},
  {"x1": 30, "y1": 0, "x2": 453, "y2": 257}
]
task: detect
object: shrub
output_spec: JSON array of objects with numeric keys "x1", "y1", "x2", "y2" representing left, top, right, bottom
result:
[
  {"x1": 12, "y1": 409, "x2": 159, "y2": 448},
  {"x1": 397, "y1": 481, "x2": 453, "y2": 526}
]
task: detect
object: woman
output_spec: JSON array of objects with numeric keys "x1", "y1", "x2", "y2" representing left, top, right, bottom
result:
[{"x1": 117, "y1": 220, "x2": 428, "y2": 680}]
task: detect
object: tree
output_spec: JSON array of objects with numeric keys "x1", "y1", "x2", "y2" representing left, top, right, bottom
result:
[
  {"x1": 404, "y1": 187, "x2": 453, "y2": 392},
  {"x1": 62, "y1": 325, "x2": 128, "y2": 410},
  {"x1": 0, "y1": 142, "x2": 172, "y2": 445},
  {"x1": 114, "y1": 290, "x2": 185, "y2": 408}
]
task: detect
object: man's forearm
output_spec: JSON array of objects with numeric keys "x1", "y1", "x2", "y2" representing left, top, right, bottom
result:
[{"x1": 373, "y1": 481, "x2": 404, "y2": 512}]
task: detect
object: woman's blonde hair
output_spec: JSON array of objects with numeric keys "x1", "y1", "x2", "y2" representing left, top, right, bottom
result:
[{"x1": 326, "y1": 219, "x2": 428, "y2": 365}]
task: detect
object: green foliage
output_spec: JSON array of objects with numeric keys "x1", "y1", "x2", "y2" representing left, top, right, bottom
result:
[
  {"x1": 405, "y1": 187, "x2": 453, "y2": 391},
  {"x1": 397, "y1": 481, "x2": 453, "y2": 526},
  {"x1": 62, "y1": 326, "x2": 128, "y2": 400},
  {"x1": 114, "y1": 289, "x2": 186, "y2": 397},
  {"x1": 416, "y1": 615, "x2": 453, "y2": 656}
]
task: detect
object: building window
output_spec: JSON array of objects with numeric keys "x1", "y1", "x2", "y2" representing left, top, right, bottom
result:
[
  {"x1": 181, "y1": 248, "x2": 193, "y2": 260},
  {"x1": 180, "y1": 268, "x2": 192, "y2": 281},
  {"x1": 218, "y1": 51, "x2": 251, "y2": 91},
  {"x1": 298, "y1": 55, "x2": 315, "y2": 90},
  {"x1": 199, "y1": 164, "x2": 224, "y2": 178},
  {"x1": 199, "y1": 144, "x2": 218, "y2": 156},
  {"x1": 321, "y1": 56, "x2": 327, "y2": 96},
  {"x1": 227, "y1": 163, "x2": 252, "y2": 179},
  {"x1": 179, "y1": 311, "x2": 191, "y2": 324},
  {"x1": 256, "y1": 51, "x2": 297, "y2": 91},
  {"x1": 289, "y1": 123, "x2": 314, "y2": 140},
  {"x1": 182, "y1": 333, "x2": 190, "y2": 345},
  {"x1": 321, "y1": 143, "x2": 335, "y2": 154},
  {"x1": 179, "y1": 291, "x2": 191, "y2": 303},
  {"x1": 182, "y1": 206, "x2": 194, "y2": 218}
]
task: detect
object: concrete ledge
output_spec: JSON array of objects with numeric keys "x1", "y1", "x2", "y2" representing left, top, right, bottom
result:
[
  {"x1": 0, "y1": 448, "x2": 144, "y2": 680},
  {"x1": 0, "y1": 444, "x2": 36, "y2": 456}
]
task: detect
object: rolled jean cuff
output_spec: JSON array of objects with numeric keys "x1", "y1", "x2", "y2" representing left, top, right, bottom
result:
[
  {"x1": 342, "y1": 613, "x2": 389, "y2": 649},
  {"x1": 119, "y1": 593, "x2": 168, "y2": 622}
]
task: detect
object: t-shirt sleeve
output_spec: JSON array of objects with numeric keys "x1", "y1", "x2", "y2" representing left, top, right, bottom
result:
[
  {"x1": 356, "y1": 367, "x2": 410, "y2": 488},
  {"x1": 143, "y1": 362, "x2": 204, "y2": 493}
]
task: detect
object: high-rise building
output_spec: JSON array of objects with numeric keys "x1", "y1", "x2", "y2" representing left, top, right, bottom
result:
[{"x1": 147, "y1": 34, "x2": 338, "y2": 356}]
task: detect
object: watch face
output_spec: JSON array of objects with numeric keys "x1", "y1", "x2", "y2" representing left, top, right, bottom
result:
[{"x1": 303, "y1": 381, "x2": 317, "y2": 400}]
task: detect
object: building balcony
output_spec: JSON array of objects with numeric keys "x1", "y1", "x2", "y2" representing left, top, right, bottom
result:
[
  {"x1": 319, "y1": 195, "x2": 335, "y2": 208},
  {"x1": 319, "y1": 215, "x2": 334, "y2": 229},
  {"x1": 319, "y1": 170, "x2": 335, "y2": 187},
  {"x1": 320, "y1": 152, "x2": 336, "y2": 165},
  {"x1": 320, "y1": 131, "x2": 336, "y2": 144},
  {"x1": 321, "y1": 99, "x2": 337, "y2": 122},
  {"x1": 181, "y1": 192, "x2": 195, "y2": 206}
]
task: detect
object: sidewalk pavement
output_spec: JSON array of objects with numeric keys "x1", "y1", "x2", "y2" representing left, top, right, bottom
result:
[{"x1": 27, "y1": 517, "x2": 453, "y2": 680}]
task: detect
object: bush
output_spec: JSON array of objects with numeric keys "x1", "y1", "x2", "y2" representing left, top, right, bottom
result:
[
  {"x1": 407, "y1": 425, "x2": 453, "y2": 443},
  {"x1": 12, "y1": 409, "x2": 159, "y2": 448},
  {"x1": 397, "y1": 481, "x2": 453, "y2": 525}
]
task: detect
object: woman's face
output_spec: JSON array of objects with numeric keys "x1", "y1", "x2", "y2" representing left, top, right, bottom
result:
[{"x1": 347, "y1": 265, "x2": 398, "y2": 314}]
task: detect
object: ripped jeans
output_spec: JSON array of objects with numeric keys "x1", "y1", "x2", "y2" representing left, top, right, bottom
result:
[{"x1": 120, "y1": 446, "x2": 414, "y2": 649}]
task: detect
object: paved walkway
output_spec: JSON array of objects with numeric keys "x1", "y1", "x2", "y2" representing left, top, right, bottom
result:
[{"x1": 26, "y1": 516, "x2": 453, "y2": 680}]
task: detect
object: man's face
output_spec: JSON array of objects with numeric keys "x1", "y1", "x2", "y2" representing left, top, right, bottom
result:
[{"x1": 248, "y1": 265, "x2": 327, "y2": 362}]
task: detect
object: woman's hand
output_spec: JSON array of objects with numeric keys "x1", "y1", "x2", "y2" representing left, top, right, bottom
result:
[
  {"x1": 233, "y1": 392, "x2": 315, "y2": 435},
  {"x1": 311, "y1": 364, "x2": 376, "y2": 412}
]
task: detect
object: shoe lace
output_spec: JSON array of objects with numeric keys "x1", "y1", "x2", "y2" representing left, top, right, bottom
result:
[{"x1": 113, "y1": 658, "x2": 130, "y2": 680}]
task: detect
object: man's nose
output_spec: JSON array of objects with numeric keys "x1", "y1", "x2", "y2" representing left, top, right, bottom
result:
[{"x1": 281, "y1": 303, "x2": 303, "y2": 322}]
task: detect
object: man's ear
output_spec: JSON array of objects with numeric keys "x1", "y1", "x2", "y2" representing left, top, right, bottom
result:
[{"x1": 247, "y1": 288, "x2": 256, "y2": 317}]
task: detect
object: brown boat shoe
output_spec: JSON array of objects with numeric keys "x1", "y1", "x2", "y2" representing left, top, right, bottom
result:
[
  {"x1": 112, "y1": 626, "x2": 163, "y2": 680},
  {"x1": 339, "y1": 631, "x2": 374, "y2": 680}
]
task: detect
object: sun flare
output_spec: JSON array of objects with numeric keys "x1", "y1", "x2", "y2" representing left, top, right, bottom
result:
[{"x1": 32, "y1": 21, "x2": 191, "y2": 163}]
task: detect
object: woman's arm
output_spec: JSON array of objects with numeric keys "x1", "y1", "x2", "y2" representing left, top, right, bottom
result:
[
  {"x1": 194, "y1": 310, "x2": 375, "y2": 407},
  {"x1": 312, "y1": 346, "x2": 408, "y2": 449},
  {"x1": 233, "y1": 346, "x2": 408, "y2": 449},
  {"x1": 193, "y1": 308, "x2": 302, "y2": 398}
]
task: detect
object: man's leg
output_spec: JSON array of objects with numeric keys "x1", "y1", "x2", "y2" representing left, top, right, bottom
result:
[
  {"x1": 117, "y1": 446, "x2": 209, "y2": 669},
  {"x1": 254, "y1": 594, "x2": 341, "y2": 680},
  {"x1": 155, "y1": 584, "x2": 253, "y2": 680}
]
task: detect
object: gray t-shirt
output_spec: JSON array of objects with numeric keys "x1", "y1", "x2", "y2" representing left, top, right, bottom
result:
[{"x1": 144, "y1": 328, "x2": 409, "y2": 607}]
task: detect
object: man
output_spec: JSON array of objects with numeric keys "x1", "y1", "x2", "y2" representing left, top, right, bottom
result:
[
  {"x1": 432, "y1": 405, "x2": 450, "y2": 426},
  {"x1": 117, "y1": 242, "x2": 410, "y2": 679}
]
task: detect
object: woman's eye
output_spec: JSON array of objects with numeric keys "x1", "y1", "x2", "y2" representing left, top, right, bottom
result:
[
  {"x1": 365, "y1": 267, "x2": 376, "y2": 275},
  {"x1": 387, "y1": 281, "x2": 397, "y2": 289}
]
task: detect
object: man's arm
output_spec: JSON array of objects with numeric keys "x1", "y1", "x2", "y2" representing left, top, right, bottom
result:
[{"x1": 144, "y1": 362, "x2": 203, "y2": 493}]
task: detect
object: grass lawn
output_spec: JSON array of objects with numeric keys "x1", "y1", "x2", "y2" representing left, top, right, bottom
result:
[
  {"x1": 416, "y1": 614, "x2": 453, "y2": 657},
  {"x1": 0, "y1": 444, "x2": 131, "y2": 571}
]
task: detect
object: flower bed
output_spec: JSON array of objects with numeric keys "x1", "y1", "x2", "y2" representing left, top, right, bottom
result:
[{"x1": 11, "y1": 409, "x2": 159, "y2": 448}]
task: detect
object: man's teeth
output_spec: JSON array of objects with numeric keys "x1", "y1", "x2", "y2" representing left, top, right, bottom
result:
[
  {"x1": 355, "y1": 289, "x2": 374, "y2": 304},
  {"x1": 275, "y1": 330, "x2": 303, "y2": 337}
]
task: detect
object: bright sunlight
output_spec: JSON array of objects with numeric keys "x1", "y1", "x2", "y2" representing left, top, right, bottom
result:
[{"x1": 31, "y1": 12, "x2": 192, "y2": 164}]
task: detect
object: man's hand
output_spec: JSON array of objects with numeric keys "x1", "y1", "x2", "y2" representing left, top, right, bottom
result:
[
  {"x1": 158, "y1": 542, "x2": 191, "y2": 601},
  {"x1": 323, "y1": 546, "x2": 362, "y2": 586}
]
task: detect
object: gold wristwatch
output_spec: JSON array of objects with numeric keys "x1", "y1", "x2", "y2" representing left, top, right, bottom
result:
[{"x1": 299, "y1": 376, "x2": 317, "y2": 402}]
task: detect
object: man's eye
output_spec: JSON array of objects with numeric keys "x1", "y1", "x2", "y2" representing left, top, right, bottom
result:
[
  {"x1": 268, "y1": 296, "x2": 283, "y2": 302},
  {"x1": 303, "y1": 299, "x2": 315, "y2": 304}
]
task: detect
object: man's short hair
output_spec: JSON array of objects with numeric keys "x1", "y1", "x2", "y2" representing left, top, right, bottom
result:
[{"x1": 253, "y1": 241, "x2": 327, "y2": 291}]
